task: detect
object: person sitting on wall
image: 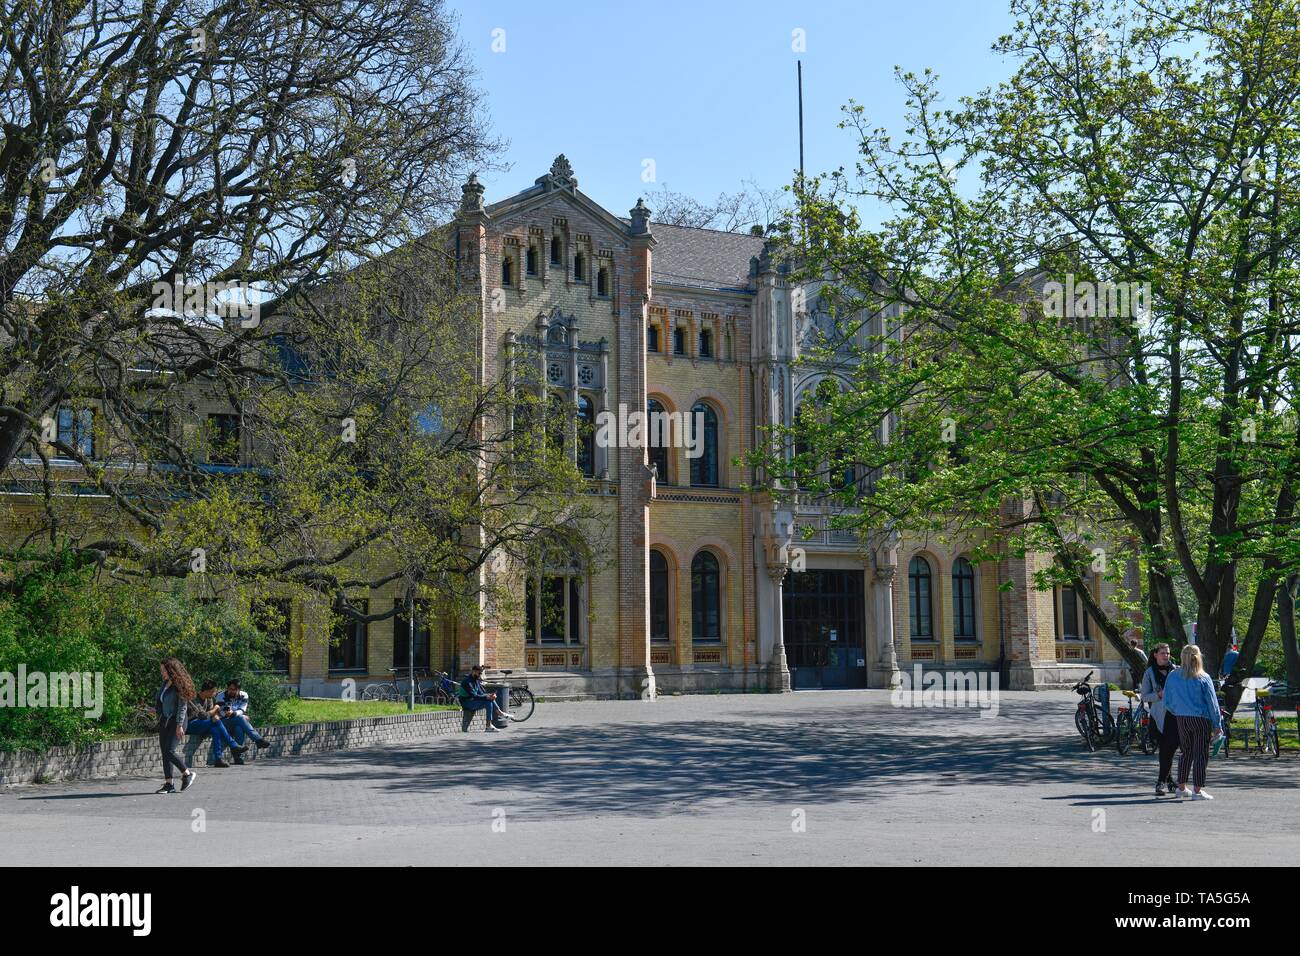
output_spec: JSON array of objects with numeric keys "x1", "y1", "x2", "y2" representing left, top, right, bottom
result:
[
  {"x1": 216, "y1": 680, "x2": 271, "y2": 764},
  {"x1": 458, "y1": 664, "x2": 512, "y2": 732},
  {"x1": 187, "y1": 680, "x2": 249, "y2": 768}
]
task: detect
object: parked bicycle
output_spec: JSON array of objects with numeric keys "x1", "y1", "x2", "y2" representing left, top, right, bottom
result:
[
  {"x1": 362, "y1": 666, "x2": 436, "y2": 704},
  {"x1": 1115, "y1": 689, "x2": 1155, "y2": 756},
  {"x1": 1246, "y1": 684, "x2": 1281, "y2": 758},
  {"x1": 434, "y1": 669, "x2": 535, "y2": 722},
  {"x1": 1072, "y1": 671, "x2": 1115, "y2": 751}
]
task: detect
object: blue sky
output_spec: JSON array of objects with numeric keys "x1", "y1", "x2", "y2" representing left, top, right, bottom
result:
[{"x1": 446, "y1": 0, "x2": 1019, "y2": 221}]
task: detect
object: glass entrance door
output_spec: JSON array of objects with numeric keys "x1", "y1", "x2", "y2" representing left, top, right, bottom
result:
[{"x1": 782, "y1": 569, "x2": 866, "y2": 689}]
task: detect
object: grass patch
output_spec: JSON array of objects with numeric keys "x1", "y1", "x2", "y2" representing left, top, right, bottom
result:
[
  {"x1": 275, "y1": 698, "x2": 457, "y2": 724},
  {"x1": 1229, "y1": 715, "x2": 1299, "y2": 752}
]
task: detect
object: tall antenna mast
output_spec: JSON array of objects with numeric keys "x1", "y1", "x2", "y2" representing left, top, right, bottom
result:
[{"x1": 797, "y1": 60, "x2": 805, "y2": 182}]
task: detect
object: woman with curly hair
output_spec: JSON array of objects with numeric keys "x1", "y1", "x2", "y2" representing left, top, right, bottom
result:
[{"x1": 155, "y1": 656, "x2": 198, "y2": 794}]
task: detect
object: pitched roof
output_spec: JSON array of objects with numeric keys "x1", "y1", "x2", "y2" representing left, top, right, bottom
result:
[{"x1": 638, "y1": 221, "x2": 766, "y2": 292}]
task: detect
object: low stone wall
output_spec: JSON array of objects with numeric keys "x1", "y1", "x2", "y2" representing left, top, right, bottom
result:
[{"x1": 0, "y1": 709, "x2": 464, "y2": 786}]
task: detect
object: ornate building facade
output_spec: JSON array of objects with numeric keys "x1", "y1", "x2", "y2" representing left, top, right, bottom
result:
[{"x1": 413, "y1": 156, "x2": 1135, "y2": 698}]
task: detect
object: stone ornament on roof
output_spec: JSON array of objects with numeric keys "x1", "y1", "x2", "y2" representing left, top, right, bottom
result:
[
  {"x1": 460, "y1": 172, "x2": 485, "y2": 213},
  {"x1": 629, "y1": 198, "x2": 652, "y2": 236},
  {"x1": 537, "y1": 154, "x2": 577, "y2": 191}
]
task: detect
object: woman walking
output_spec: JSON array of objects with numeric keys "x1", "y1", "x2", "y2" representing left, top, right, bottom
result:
[
  {"x1": 1162, "y1": 645, "x2": 1223, "y2": 800},
  {"x1": 1139, "y1": 643, "x2": 1178, "y2": 795},
  {"x1": 155, "y1": 657, "x2": 198, "y2": 794}
]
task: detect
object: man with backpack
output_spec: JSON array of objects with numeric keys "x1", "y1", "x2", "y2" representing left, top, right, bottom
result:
[{"x1": 458, "y1": 664, "x2": 512, "y2": 732}]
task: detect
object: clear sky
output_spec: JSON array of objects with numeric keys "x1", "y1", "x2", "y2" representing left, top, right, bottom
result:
[{"x1": 446, "y1": 0, "x2": 1019, "y2": 221}]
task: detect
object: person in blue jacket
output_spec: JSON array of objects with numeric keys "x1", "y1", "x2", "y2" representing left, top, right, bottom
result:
[{"x1": 1163, "y1": 644, "x2": 1223, "y2": 800}]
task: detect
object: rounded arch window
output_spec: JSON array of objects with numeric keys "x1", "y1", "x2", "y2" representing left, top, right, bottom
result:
[
  {"x1": 908, "y1": 556, "x2": 934, "y2": 640},
  {"x1": 691, "y1": 550, "x2": 722, "y2": 642},
  {"x1": 650, "y1": 549, "x2": 671, "y2": 644},
  {"x1": 953, "y1": 557, "x2": 977, "y2": 640},
  {"x1": 647, "y1": 398, "x2": 671, "y2": 482},
  {"x1": 689, "y1": 401, "x2": 719, "y2": 487}
]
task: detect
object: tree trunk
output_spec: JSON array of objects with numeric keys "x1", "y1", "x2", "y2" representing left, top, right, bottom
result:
[{"x1": 1281, "y1": 574, "x2": 1300, "y2": 691}]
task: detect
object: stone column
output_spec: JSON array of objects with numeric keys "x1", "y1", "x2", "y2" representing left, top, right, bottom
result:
[{"x1": 767, "y1": 565, "x2": 791, "y2": 691}]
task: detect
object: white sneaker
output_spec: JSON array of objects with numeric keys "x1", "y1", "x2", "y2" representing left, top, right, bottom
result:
[
  {"x1": 1176, "y1": 787, "x2": 1191, "y2": 798},
  {"x1": 1191, "y1": 790, "x2": 1214, "y2": 800},
  {"x1": 485, "y1": 724, "x2": 499, "y2": 733},
  {"x1": 498, "y1": 711, "x2": 514, "y2": 721}
]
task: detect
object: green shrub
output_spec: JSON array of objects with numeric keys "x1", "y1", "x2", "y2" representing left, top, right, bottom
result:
[{"x1": 0, "y1": 554, "x2": 290, "y2": 751}]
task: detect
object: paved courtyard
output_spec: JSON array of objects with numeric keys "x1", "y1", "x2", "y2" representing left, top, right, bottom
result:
[{"x1": 2, "y1": 690, "x2": 1297, "y2": 866}]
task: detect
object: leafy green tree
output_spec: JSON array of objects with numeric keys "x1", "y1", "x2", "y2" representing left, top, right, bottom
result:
[{"x1": 761, "y1": 0, "x2": 1300, "y2": 707}]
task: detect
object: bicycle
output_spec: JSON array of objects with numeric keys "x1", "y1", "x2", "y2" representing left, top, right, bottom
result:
[
  {"x1": 1071, "y1": 671, "x2": 1115, "y2": 751},
  {"x1": 1115, "y1": 689, "x2": 1154, "y2": 756},
  {"x1": 493, "y1": 669, "x2": 536, "y2": 722},
  {"x1": 1247, "y1": 685, "x2": 1281, "y2": 758},
  {"x1": 1214, "y1": 693, "x2": 1234, "y2": 758},
  {"x1": 362, "y1": 666, "x2": 435, "y2": 704},
  {"x1": 434, "y1": 670, "x2": 535, "y2": 722}
]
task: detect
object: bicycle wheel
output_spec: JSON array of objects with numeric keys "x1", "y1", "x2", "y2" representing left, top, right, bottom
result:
[
  {"x1": 1075, "y1": 708, "x2": 1093, "y2": 748},
  {"x1": 1116, "y1": 710, "x2": 1134, "y2": 755},
  {"x1": 1139, "y1": 718, "x2": 1157, "y2": 755},
  {"x1": 361, "y1": 683, "x2": 387, "y2": 701},
  {"x1": 1096, "y1": 709, "x2": 1115, "y2": 746},
  {"x1": 507, "y1": 686, "x2": 535, "y2": 722},
  {"x1": 1081, "y1": 707, "x2": 1102, "y2": 749},
  {"x1": 1264, "y1": 717, "x2": 1280, "y2": 758}
]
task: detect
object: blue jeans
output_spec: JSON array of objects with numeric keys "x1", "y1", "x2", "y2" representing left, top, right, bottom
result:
[
  {"x1": 222, "y1": 713, "x2": 264, "y2": 745},
  {"x1": 188, "y1": 717, "x2": 239, "y2": 759},
  {"x1": 462, "y1": 698, "x2": 501, "y2": 723}
]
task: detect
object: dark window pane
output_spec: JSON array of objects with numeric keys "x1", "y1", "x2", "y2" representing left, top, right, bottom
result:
[
  {"x1": 909, "y1": 557, "x2": 933, "y2": 639},
  {"x1": 330, "y1": 599, "x2": 368, "y2": 671},
  {"x1": 540, "y1": 576, "x2": 565, "y2": 643},
  {"x1": 689, "y1": 403, "x2": 718, "y2": 487},
  {"x1": 691, "y1": 551, "x2": 721, "y2": 642},
  {"x1": 393, "y1": 599, "x2": 431, "y2": 669},
  {"x1": 577, "y1": 395, "x2": 595, "y2": 477},
  {"x1": 647, "y1": 400, "x2": 669, "y2": 482},
  {"x1": 953, "y1": 558, "x2": 976, "y2": 639},
  {"x1": 650, "y1": 550, "x2": 670, "y2": 643},
  {"x1": 1062, "y1": 587, "x2": 1080, "y2": 640},
  {"x1": 208, "y1": 413, "x2": 240, "y2": 465}
]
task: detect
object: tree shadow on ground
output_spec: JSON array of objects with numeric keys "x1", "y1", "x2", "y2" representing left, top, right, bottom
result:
[{"x1": 279, "y1": 705, "x2": 1299, "y2": 822}]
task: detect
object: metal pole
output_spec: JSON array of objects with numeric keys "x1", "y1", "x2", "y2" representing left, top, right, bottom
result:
[
  {"x1": 797, "y1": 60, "x2": 804, "y2": 183},
  {"x1": 408, "y1": 587, "x2": 416, "y2": 712}
]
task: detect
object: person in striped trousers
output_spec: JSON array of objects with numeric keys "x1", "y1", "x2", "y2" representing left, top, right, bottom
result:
[{"x1": 1162, "y1": 644, "x2": 1223, "y2": 800}]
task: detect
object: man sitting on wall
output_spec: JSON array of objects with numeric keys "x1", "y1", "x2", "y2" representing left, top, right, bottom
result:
[
  {"x1": 458, "y1": 664, "x2": 512, "y2": 732},
  {"x1": 217, "y1": 680, "x2": 271, "y2": 764},
  {"x1": 187, "y1": 680, "x2": 249, "y2": 768}
]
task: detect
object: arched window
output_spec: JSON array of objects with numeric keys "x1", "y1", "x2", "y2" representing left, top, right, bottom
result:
[
  {"x1": 501, "y1": 256, "x2": 513, "y2": 286},
  {"x1": 691, "y1": 550, "x2": 721, "y2": 642},
  {"x1": 526, "y1": 245, "x2": 538, "y2": 276},
  {"x1": 650, "y1": 549, "x2": 671, "y2": 644},
  {"x1": 576, "y1": 394, "x2": 595, "y2": 477},
  {"x1": 689, "y1": 402, "x2": 719, "y2": 487},
  {"x1": 647, "y1": 399, "x2": 670, "y2": 482},
  {"x1": 546, "y1": 389, "x2": 567, "y2": 454},
  {"x1": 908, "y1": 556, "x2": 933, "y2": 640},
  {"x1": 953, "y1": 557, "x2": 976, "y2": 640},
  {"x1": 524, "y1": 544, "x2": 585, "y2": 646},
  {"x1": 574, "y1": 252, "x2": 586, "y2": 282},
  {"x1": 596, "y1": 267, "x2": 609, "y2": 296},
  {"x1": 550, "y1": 236, "x2": 562, "y2": 265}
]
